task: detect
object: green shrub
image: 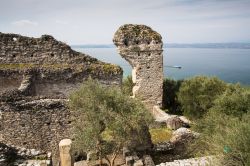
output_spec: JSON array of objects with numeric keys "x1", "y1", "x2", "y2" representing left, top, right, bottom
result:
[
  {"x1": 210, "y1": 84, "x2": 250, "y2": 117},
  {"x1": 162, "y1": 78, "x2": 183, "y2": 114},
  {"x1": 122, "y1": 75, "x2": 134, "y2": 96},
  {"x1": 177, "y1": 76, "x2": 227, "y2": 119},
  {"x1": 69, "y1": 78, "x2": 153, "y2": 166},
  {"x1": 191, "y1": 110, "x2": 250, "y2": 166}
]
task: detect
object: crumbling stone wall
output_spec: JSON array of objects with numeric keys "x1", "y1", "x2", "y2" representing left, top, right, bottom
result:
[
  {"x1": 0, "y1": 32, "x2": 123, "y2": 97},
  {"x1": 0, "y1": 32, "x2": 123, "y2": 165},
  {"x1": 0, "y1": 96, "x2": 70, "y2": 164},
  {"x1": 113, "y1": 24, "x2": 163, "y2": 110},
  {"x1": 0, "y1": 33, "x2": 94, "y2": 64},
  {"x1": 0, "y1": 73, "x2": 22, "y2": 94}
]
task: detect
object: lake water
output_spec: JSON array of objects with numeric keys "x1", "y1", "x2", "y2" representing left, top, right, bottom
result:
[{"x1": 73, "y1": 47, "x2": 250, "y2": 85}]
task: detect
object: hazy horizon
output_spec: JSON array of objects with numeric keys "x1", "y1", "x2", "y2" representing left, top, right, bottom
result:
[{"x1": 1, "y1": 0, "x2": 250, "y2": 44}]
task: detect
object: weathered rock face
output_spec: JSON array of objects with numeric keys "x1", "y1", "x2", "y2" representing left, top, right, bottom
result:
[
  {"x1": 1, "y1": 33, "x2": 94, "y2": 64},
  {"x1": 0, "y1": 32, "x2": 123, "y2": 165},
  {"x1": 0, "y1": 92, "x2": 70, "y2": 165},
  {"x1": 113, "y1": 24, "x2": 163, "y2": 110},
  {"x1": 0, "y1": 32, "x2": 123, "y2": 96},
  {"x1": 170, "y1": 128, "x2": 199, "y2": 156}
]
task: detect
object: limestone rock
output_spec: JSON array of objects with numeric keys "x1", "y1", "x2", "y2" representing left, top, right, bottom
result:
[
  {"x1": 165, "y1": 117, "x2": 184, "y2": 130},
  {"x1": 153, "y1": 142, "x2": 174, "y2": 152},
  {"x1": 134, "y1": 159, "x2": 143, "y2": 166},
  {"x1": 113, "y1": 24, "x2": 163, "y2": 110},
  {"x1": 143, "y1": 155, "x2": 155, "y2": 166},
  {"x1": 153, "y1": 106, "x2": 190, "y2": 130},
  {"x1": 179, "y1": 116, "x2": 191, "y2": 127},
  {"x1": 170, "y1": 127, "x2": 198, "y2": 143},
  {"x1": 59, "y1": 139, "x2": 73, "y2": 166},
  {"x1": 170, "y1": 128, "x2": 199, "y2": 155},
  {"x1": 156, "y1": 156, "x2": 217, "y2": 166}
]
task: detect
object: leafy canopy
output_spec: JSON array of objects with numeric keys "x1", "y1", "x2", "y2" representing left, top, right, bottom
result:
[
  {"x1": 69, "y1": 79, "x2": 153, "y2": 165},
  {"x1": 177, "y1": 76, "x2": 227, "y2": 119}
]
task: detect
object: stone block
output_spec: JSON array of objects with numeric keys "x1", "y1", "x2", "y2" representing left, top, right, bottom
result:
[{"x1": 59, "y1": 139, "x2": 73, "y2": 166}]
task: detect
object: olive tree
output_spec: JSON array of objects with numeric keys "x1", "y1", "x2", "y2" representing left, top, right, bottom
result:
[
  {"x1": 177, "y1": 76, "x2": 227, "y2": 119},
  {"x1": 69, "y1": 79, "x2": 153, "y2": 166},
  {"x1": 210, "y1": 84, "x2": 250, "y2": 117}
]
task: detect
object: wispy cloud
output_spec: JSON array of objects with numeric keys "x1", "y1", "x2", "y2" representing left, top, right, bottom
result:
[
  {"x1": 1, "y1": 0, "x2": 249, "y2": 44},
  {"x1": 11, "y1": 19, "x2": 38, "y2": 26}
]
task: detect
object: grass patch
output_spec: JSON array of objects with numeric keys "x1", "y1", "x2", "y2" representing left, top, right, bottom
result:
[
  {"x1": 150, "y1": 127, "x2": 172, "y2": 144},
  {"x1": 0, "y1": 63, "x2": 122, "y2": 74},
  {"x1": 102, "y1": 127, "x2": 172, "y2": 144}
]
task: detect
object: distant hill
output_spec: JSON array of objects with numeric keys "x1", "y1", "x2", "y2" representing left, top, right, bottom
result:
[
  {"x1": 164, "y1": 43, "x2": 250, "y2": 49},
  {"x1": 71, "y1": 43, "x2": 250, "y2": 49}
]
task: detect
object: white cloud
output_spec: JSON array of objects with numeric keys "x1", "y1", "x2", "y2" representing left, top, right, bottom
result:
[
  {"x1": 1, "y1": 0, "x2": 249, "y2": 44},
  {"x1": 11, "y1": 20, "x2": 38, "y2": 26}
]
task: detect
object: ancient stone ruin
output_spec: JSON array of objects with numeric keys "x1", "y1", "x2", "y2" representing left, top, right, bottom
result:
[
  {"x1": 113, "y1": 24, "x2": 164, "y2": 110},
  {"x1": 0, "y1": 32, "x2": 122, "y2": 96},
  {"x1": 0, "y1": 32, "x2": 123, "y2": 165}
]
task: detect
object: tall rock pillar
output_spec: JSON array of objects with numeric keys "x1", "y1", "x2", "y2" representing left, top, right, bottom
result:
[{"x1": 113, "y1": 24, "x2": 163, "y2": 110}]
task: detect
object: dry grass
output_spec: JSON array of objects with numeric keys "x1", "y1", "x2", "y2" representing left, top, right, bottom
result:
[{"x1": 150, "y1": 127, "x2": 172, "y2": 144}]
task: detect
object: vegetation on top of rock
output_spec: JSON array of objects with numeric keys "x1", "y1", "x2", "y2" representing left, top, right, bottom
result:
[
  {"x1": 0, "y1": 63, "x2": 122, "y2": 75},
  {"x1": 113, "y1": 24, "x2": 162, "y2": 46}
]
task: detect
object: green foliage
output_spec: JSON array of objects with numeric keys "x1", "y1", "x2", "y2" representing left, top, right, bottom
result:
[
  {"x1": 162, "y1": 78, "x2": 183, "y2": 115},
  {"x1": 122, "y1": 75, "x2": 134, "y2": 96},
  {"x1": 210, "y1": 84, "x2": 250, "y2": 117},
  {"x1": 69, "y1": 78, "x2": 153, "y2": 165},
  {"x1": 177, "y1": 76, "x2": 227, "y2": 119},
  {"x1": 191, "y1": 110, "x2": 250, "y2": 166}
]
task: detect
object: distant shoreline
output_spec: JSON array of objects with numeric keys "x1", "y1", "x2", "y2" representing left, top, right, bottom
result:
[{"x1": 71, "y1": 43, "x2": 250, "y2": 49}]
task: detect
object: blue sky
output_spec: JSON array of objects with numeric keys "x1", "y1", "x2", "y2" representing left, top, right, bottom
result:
[{"x1": 1, "y1": 0, "x2": 250, "y2": 44}]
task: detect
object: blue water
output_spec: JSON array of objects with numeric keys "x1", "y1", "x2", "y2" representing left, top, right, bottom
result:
[{"x1": 73, "y1": 47, "x2": 250, "y2": 85}]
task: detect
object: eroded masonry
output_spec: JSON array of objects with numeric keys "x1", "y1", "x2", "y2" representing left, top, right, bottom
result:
[
  {"x1": 0, "y1": 32, "x2": 123, "y2": 164},
  {"x1": 113, "y1": 24, "x2": 163, "y2": 109}
]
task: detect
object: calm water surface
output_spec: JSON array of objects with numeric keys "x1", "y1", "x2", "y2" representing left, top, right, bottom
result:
[{"x1": 73, "y1": 47, "x2": 250, "y2": 85}]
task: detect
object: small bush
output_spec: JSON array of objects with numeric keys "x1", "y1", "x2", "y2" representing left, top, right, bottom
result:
[
  {"x1": 177, "y1": 76, "x2": 227, "y2": 119},
  {"x1": 210, "y1": 84, "x2": 250, "y2": 117}
]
